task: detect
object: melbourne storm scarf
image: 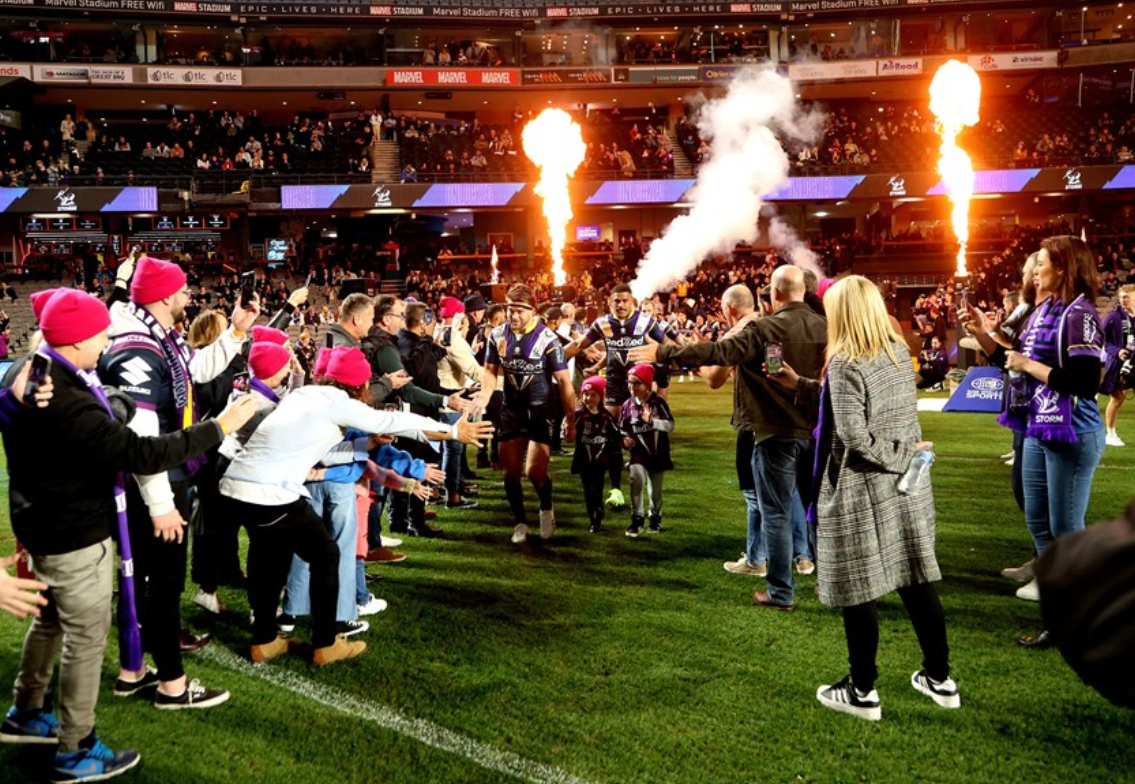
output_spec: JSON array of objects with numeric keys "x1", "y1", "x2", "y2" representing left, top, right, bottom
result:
[
  {"x1": 41, "y1": 346, "x2": 144, "y2": 672},
  {"x1": 120, "y1": 301, "x2": 207, "y2": 475},
  {"x1": 997, "y1": 296, "x2": 1079, "y2": 444}
]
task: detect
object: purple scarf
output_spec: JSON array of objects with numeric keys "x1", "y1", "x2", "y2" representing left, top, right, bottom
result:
[
  {"x1": 114, "y1": 302, "x2": 207, "y2": 476},
  {"x1": 249, "y1": 377, "x2": 280, "y2": 404},
  {"x1": 42, "y1": 346, "x2": 144, "y2": 672},
  {"x1": 997, "y1": 296, "x2": 1078, "y2": 444},
  {"x1": 807, "y1": 373, "x2": 832, "y2": 527}
]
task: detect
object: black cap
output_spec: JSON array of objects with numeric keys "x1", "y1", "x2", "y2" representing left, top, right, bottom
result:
[{"x1": 463, "y1": 293, "x2": 488, "y2": 311}]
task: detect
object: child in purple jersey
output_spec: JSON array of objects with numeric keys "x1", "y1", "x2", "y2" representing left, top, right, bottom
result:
[
  {"x1": 572, "y1": 376, "x2": 621, "y2": 534},
  {"x1": 619, "y1": 364, "x2": 674, "y2": 538}
]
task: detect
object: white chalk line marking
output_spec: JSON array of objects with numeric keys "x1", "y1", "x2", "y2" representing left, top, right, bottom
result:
[{"x1": 200, "y1": 645, "x2": 602, "y2": 784}]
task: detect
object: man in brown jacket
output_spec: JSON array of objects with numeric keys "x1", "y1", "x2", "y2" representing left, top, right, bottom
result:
[{"x1": 631, "y1": 265, "x2": 827, "y2": 610}]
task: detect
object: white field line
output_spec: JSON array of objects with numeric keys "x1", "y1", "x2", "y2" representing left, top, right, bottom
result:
[{"x1": 200, "y1": 645, "x2": 602, "y2": 784}]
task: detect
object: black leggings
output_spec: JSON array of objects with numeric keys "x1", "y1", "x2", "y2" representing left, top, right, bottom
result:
[
  {"x1": 841, "y1": 582, "x2": 950, "y2": 693},
  {"x1": 229, "y1": 496, "x2": 340, "y2": 649},
  {"x1": 579, "y1": 464, "x2": 607, "y2": 520}
]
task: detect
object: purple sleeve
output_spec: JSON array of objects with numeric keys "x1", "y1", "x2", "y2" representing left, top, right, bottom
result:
[
  {"x1": 1102, "y1": 310, "x2": 1125, "y2": 350},
  {"x1": 583, "y1": 318, "x2": 605, "y2": 345},
  {"x1": 0, "y1": 387, "x2": 23, "y2": 429},
  {"x1": 648, "y1": 318, "x2": 669, "y2": 343},
  {"x1": 546, "y1": 339, "x2": 568, "y2": 373},
  {"x1": 485, "y1": 329, "x2": 501, "y2": 367},
  {"x1": 1065, "y1": 301, "x2": 1105, "y2": 359}
]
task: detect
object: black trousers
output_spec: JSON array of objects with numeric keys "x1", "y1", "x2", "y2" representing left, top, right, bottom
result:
[
  {"x1": 125, "y1": 478, "x2": 192, "y2": 682},
  {"x1": 841, "y1": 582, "x2": 950, "y2": 693},
  {"x1": 190, "y1": 451, "x2": 243, "y2": 593},
  {"x1": 230, "y1": 496, "x2": 340, "y2": 649},
  {"x1": 579, "y1": 464, "x2": 607, "y2": 520}
]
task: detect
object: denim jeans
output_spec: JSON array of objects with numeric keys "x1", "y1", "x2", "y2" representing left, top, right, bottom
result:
[
  {"x1": 743, "y1": 488, "x2": 812, "y2": 567},
  {"x1": 1021, "y1": 428, "x2": 1105, "y2": 555},
  {"x1": 440, "y1": 411, "x2": 464, "y2": 498},
  {"x1": 354, "y1": 559, "x2": 369, "y2": 606},
  {"x1": 751, "y1": 436, "x2": 813, "y2": 606},
  {"x1": 285, "y1": 480, "x2": 358, "y2": 622}
]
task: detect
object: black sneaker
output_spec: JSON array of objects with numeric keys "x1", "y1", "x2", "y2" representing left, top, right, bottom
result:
[
  {"x1": 647, "y1": 515, "x2": 663, "y2": 534},
  {"x1": 910, "y1": 670, "x2": 961, "y2": 709},
  {"x1": 625, "y1": 516, "x2": 644, "y2": 538},
  {"x1": 388, "y1": 521, "x2": 410, "y2": 534},
  {"x1": 277, "y1": 614, "x2": 297, "y2": 633},
  {"x1": 338, "y1": 620, "x2": 369, "y2": 638},
  {"x1": 112, "y1": 668, "x2": 160, "y2": 697},
  {"x1": 154, "y1": 680, "x2": 230, "y2": 711},
  {"x1": 816, "y1": 675, "x2": 881, "y2": 721},
  {"x1": 588, "y1": 516, "x2": 602, "y2": 534},
  {"x1": 407, "y1": 522, "x2": 443, "y2": 538}
]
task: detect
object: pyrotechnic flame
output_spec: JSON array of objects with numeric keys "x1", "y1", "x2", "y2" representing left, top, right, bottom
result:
[
  {"x1": 929, "y1": 61, "x2": 981, "y2": 278},
  {"x1": 522, "y1": 108, "x2": 586, "y2": 286},
  {"x1": 490, "y1": 244, "x2": 499, "y2": 284}
]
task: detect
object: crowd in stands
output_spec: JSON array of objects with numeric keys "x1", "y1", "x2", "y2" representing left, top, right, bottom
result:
[{"x1": 397, "y1": 105, "x2": 674, "y2": 183}]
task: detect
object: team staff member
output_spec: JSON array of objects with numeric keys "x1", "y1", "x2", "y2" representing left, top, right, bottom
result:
[
  {"x1": 0, "y1": 290, "x2": 255, "y2": 781},
  {"x1": 100, "y1": 256, "x2": 256, "y2": 710},
  {"x1": 474, "y1": 284, "x2": 576, "y2": 544}
]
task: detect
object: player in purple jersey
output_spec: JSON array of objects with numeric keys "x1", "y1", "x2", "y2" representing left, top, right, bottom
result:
[
  {"x1": 474, "y1": 284, "x2": 576, "y2": 545},
  {"x1": 565, "y1": 284, "x2": 676, "y2": 509}
]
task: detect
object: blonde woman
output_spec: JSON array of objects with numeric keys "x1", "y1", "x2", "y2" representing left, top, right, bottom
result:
[{"x1": 775, "y1": 275, "x2": 957, "y2": 721}]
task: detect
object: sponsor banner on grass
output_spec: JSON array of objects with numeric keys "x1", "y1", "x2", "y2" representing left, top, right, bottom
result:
[
  {"x1": 147, "y1": 66, "x2": 242, "y2": 86},
  {"x1": 943, "y1": 367, "x2": 1004, "y2": 413},
  {"x1": 967, "y1": 50, "x2": 1059, "y2": 72},
  {"x1": 385, "y1": 68, "x2": 519, "y2": 87}
]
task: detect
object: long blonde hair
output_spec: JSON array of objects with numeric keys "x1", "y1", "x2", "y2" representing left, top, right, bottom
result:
[{"x1": 824, "y1": 275, "x2": 903, "y2": 367}]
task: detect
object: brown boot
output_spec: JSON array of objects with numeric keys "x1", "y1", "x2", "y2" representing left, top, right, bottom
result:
[
  {"x1": 313, "y1": 635, "x2": 367, "y2": 666},
  {"x1": 364, "y1": 546, "x2": 407, "y2": 564},
  {"x1": 251, "y1": 635, "x2": 300, "y2": 664}
]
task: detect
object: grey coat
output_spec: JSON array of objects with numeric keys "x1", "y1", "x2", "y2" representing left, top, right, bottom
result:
[{"x1": 816, "y1": 342, "x2": 941, "y2": 607}]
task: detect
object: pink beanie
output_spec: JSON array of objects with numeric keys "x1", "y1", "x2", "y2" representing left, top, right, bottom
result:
[
  {"x1": 439, "y1": 296, "x2": 465, "y2": 320},
  {"x1": 249, "y1": 342, "x2": 290, "y2": 380},
  {"x1": 581, "y1": 375, "x2": 607, "y2": 397},
  {"x1": 40, "y1": 290, "x2": 111, "y2": 347},
  {"x1": 313, "y1": 347, "x2": 333, "y2": 380},
  {"x1": 325, "y1": 346, "x2": 371, "y2": 387},
  {"x1": 30, "y1": 288, "x2": 60, "y2": 321},
  {"x1": 252, "y1": 325, "x2": 289, "y2": 345},
  {"x1": 130, "y1": 257, "x2": 187, "y2": 304},
  {"x1": 629, "y1": 363, "x2": 655, "y2": 388}
]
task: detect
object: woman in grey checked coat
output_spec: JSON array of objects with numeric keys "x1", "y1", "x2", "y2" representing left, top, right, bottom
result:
[{"x1": 776, "y1": 275, "x2": 958, "y2": 722}]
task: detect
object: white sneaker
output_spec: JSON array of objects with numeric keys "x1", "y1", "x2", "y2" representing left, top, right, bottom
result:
[
  {"x1": 539, "y1": 509, "x2": 556, "y2": 540},
  {"x1": 1016, "y1": 579, "x2": 1040, "y2": 602},
  {"x1": 380, "y1": 535, "x2": 403, "y2": 548},
  {"x1": 357, "y1": 595, "x2": 388, "y2": 616},
  {"x1": 723, "y1": 554, "x2": 768, "y2": 577},
  {"x1": 1000, "y1": 452, "x2": 1015, "y2": 460},
  {"x1": 511, "y1": 524, "x2": 529, "y2": 544},
  {"x1": 192, "y1": 589, "x2": 225, "y2": 615},
  {"x1": 910, "y1": 670, "x2": 961, "y2": 709},
  {"x1": 1106, "y1": 433, "x2": 1126, "y2": 447},
  {"x1": 1004, "y1": 455, "x2": 1015, "y2": 466}
]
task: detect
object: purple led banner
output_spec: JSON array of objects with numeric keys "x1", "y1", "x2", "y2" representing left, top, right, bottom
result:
[
  {"x1": 412, "y1": 183, "x2": 526, "y2": 208},
  {"x1": 927, "y1": 169, "x2": 1039, "y2": 195},
  {"x1": 585, "y1": 179, "x2": 694, "y2": 205},
  {"x1": 282, "y1": 185, "x2": 351, "y2": 210},
  {"x1": 1103, "y1": 166, "x2": 1135, "y2": 190}
]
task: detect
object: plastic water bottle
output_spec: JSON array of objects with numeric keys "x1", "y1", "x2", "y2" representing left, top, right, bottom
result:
[{"x1": 897, "y1": 448, "x2": 935, "y2": 495}]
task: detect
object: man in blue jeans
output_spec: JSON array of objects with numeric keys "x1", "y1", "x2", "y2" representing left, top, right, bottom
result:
[{"x1": 631, "y1": 267, "x2": 827, "y2": 610}]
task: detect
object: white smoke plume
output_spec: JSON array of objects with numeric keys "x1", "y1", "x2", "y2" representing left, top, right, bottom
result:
[{"x1": 630, "y1": 67, "x2": 824, "y2": 301}]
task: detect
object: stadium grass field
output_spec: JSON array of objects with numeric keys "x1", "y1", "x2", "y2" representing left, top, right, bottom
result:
[{"x1": 2, "y1": 379, "x2": 1135, "y2": 784}]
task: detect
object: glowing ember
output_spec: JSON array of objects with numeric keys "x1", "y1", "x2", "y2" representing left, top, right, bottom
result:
[
  {"x1": 490, "y1": 244, "x2": 499, "y2": 284},
  {"x1": 522, "y1": 108, "x2": 586, "y2": 286},
  {"x1": 929, "y1": 61, "x2": 981, "y2": 278}
]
